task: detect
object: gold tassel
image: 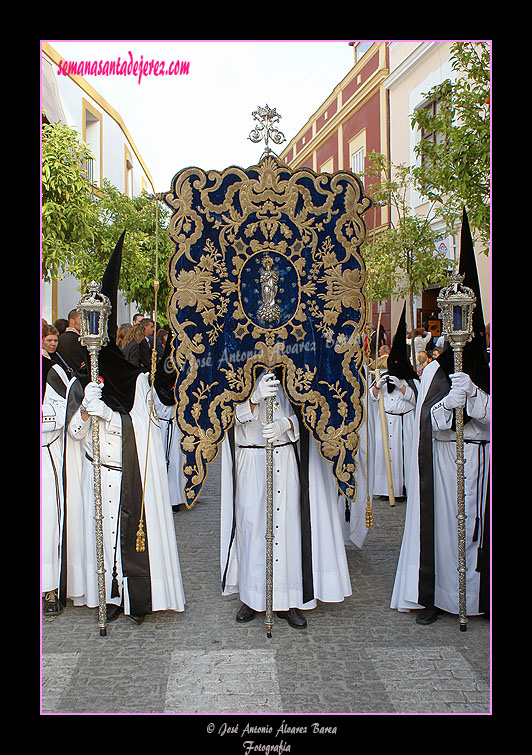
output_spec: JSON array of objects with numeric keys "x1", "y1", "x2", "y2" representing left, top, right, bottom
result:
[
  {"x1": 365, "y1": 496, "x2": 374, "y2": 528},
  {"x1": 136, "y1": 519, "x2": 146, "y2": 552}
]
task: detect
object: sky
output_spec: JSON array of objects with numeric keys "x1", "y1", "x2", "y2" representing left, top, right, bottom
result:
[{"x1": 48, "y1": 39, "x2": 358, "y2": 192}]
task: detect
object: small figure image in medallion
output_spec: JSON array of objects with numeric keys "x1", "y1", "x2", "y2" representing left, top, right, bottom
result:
[{"x1": 257, "y1": 255, "x2": 282, "y2": 324}]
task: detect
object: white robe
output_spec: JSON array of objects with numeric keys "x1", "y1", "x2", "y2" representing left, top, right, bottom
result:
[
  {"x1": 42, "y1": 363, "x2": 69, "y2": 593},
  {"x1": 68, "y1": 373, "x2": 185, "y2": 615},
  {"x1": 220, "y1": 387, "x2": 352, "y2": 612},
  {"x1": 390, "y1": 360, "x2": 490, "y2": 615},
  {"x1": 337, "y1": 376, "x2": 375, "y2": 549},
  {"x1": 370, "y1": 374, "x2": 416, "y2": 497},
  {"x1": 152, "y1": 390, "x2": 186, "y2": 508}
]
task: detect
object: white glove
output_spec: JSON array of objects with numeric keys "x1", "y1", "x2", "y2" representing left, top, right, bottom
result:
[
  {"x1": 84, "y1": 381, "x2": 102, "y2": 403},
  {"x1": 375, "y1": 375, "x2": 389, "y2": 390},
  {"x1": 83, "y1": 382, "x2": 112, "y2": 421},
  {"x1": 442, "y1": 387, "x2": 466, "y2": 410},
  {"x1": 387, "y1": 375, "x2": 403, "y2": 388},
  {"x1": 262, "y1": 416, "x2": 291, "y2": 441},
  {"x1": 251, "y1": 371, "x2": 280, "y2": 404},
  {"x1": 450, "y1": 372, "x2": 477, "y2": 397},
  {"x1": 85, "y1": 398, "x2": 113, "y2": 422}
]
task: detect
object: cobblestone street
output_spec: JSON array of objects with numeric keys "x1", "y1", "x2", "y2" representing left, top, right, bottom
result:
[{"x1": 41, "y1": 451, "x2": 491, "y2": 726}]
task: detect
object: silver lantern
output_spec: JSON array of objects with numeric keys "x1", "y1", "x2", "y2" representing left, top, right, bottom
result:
[{"x1": 437, "y1": 272, "x2": 476, "y2": 632}]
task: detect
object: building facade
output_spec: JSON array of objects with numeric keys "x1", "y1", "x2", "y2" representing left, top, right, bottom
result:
[
  {"x1": 41, "y1": 41, "x2": 155, "y2": 325},
  {"x1": 280, "y1": 42, "x2": 392, "y2": 337},
  {"x1": 383, "y1": 41, "x2": 490, "y2": 335},
  {"x1": 280, "y1": 40, "x2": 490, "y2": 344}
]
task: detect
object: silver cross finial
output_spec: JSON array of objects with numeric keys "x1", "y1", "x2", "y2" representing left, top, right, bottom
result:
[{"x1": 248, "y1": 104, "x2": 286, "y2": 153}]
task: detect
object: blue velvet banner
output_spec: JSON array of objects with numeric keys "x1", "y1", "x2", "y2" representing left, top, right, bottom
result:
[{"x1": 164, "y1": 155, "x2": 371, "y2": 506}]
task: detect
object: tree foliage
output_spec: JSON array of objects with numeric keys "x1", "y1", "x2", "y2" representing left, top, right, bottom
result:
[
  {"x1": 361, "y1": 151, "x2": 452, "y2": 366},
  {"x1": 69, "y1": 179, "x2": 173, "y2": 325},
  {"x1": 41, "y1": 122, "x2": 173, "y2": 324},
  {"x1": 42, "y1": 122, "x2": 98, "y2": 282},
  {"x1": 410, "y1": 42, "x2": 490, "y2": 252}
]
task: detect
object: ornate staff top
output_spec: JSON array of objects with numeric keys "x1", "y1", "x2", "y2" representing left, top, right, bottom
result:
[
  {"x1": 248, "y1": 104, "x2": 286, "y2": 153},
  {"x1": 77, "y1": 281, "x2": 112, "y2": 352},
  {"x1": 437, "y1": 272, "x2": 476, "y2": 349}
]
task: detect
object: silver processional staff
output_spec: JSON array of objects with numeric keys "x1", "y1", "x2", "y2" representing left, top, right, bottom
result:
[{"x1": 77, "y1": 282, "x2": 112, "y2": 637}]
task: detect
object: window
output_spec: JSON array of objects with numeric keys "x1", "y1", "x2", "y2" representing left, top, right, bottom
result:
[
  {"x1": 355, "y1": 42, "x2": 373, "y2": 62},
  {"x1": 435, "y1": 232, "x2": 458, "y2": 266},
  {"x1": 82, "y1": 99, "x2": 102, "y2": 188},
  {"x1": 419, "y1": 98, "x2": 444, "y2": 165},
  {"x1": 351, "y1": 147, "x2": 365, "y2": 184}
]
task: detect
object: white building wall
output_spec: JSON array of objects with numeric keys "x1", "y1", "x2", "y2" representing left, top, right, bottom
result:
[
  {"x1": 383, "y1": 42, "x2": 490, "y2": 333},
  {"x1": 42, "y1": 44, "x2": 152, "y2": 325}
]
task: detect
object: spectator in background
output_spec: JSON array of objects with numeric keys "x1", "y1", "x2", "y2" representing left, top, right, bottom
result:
[
  {"x1": 121, "y1": 322, "x2": 145, "y2": 367},
  {"x1": 43, "y1": 322, "x2": 73, "y2": 378},
  {"x1": 155, "y1": 328, "x2": 168, "y2": 361},
  {"x1": 139, "y1": 318, "x2": 155, "y2": 372},
  {"x1": 416, "y1": 351, "x2": 429, "y2": 375},
  {"x1": 421, "y1": 321, "x2": 435, "y2": 352},
  {"x1": 408, "y1": 327, "x2": 432, "y2": 356},
  {"x1": 116, "y1": 323, "x2": 133, "y2": 352},
  {"x1": 57, "y1": 309, "x2": 86, "y2": 376},
  {"x1": 54, "y1": 318, "x2": 68, "y2": 336}
]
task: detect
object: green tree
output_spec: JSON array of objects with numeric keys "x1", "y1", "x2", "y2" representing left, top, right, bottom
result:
[
  {"x1": 411, "y1": 41, "x2": 490, "y2": 252},
  {"x1": 42, "y1": 122, "x2": 98, "y2": 282},
  {"x1": 69, "y1": 179, "x2": 173, "y2": 326},
  {"x1": 42, "y1": 122, "x2": 172, "y2": 325},
  {"x1": 362, "y1": 151, "x2": 452, "y2": 368}
]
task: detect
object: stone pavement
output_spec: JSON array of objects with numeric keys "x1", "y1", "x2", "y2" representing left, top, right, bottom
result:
[{"x1": 41, "y1": 451, "x2": 491, "y2": 723}]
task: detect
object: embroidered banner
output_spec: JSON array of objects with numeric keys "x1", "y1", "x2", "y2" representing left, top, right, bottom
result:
[{"x1": 164, "y1": 155, "x2": 371, "y2": 506}]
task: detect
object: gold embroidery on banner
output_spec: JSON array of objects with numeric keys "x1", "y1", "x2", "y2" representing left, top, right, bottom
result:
[{"x1": 166, "y1": 156, "x2": 370, "y2": 506}]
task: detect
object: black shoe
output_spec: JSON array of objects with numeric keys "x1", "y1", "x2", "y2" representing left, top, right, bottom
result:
[
  {"x1": 106, "y1": 603, "x2": 123, "y2": 622},
  {"x1": 172, "y1": 504, "x2": 186, "y2": 513},
  {"x1": 43, "y1": 590, "x2": 63, "y2": 617},
  {"x1": 415, "y1": 605, "x2": 443, "y2": 625},
  {"x1": 275, "y1": 608, "x2": 307, "y2": 629},
  {"x1": 127, "y1": 613, "x2": 145, "y2": 625},
  {"x1": 236, "y1": 603, "x2": 257, "y2": 623}
]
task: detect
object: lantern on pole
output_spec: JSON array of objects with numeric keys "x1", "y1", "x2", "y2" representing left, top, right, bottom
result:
[
  {"x1": 437, "y1": 272, "x2": 476, "y2": 632},
  {"x1": 77, "y1": 281, "x2": 112, "y2": 637}
]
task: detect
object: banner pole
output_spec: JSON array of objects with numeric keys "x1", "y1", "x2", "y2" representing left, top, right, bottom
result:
[{"x1": 265, "y1": 393, "x2": 275, "y2": 638}]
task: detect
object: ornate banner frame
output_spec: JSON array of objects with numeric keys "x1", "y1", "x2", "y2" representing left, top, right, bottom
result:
[{"x1": 164, "y1": 152, "x2": 371, "y2": 506}]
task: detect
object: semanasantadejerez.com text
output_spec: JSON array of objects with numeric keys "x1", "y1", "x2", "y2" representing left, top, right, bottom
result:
[{"x1": 57, "y1": 51, "x2": 190, "y2": 84}]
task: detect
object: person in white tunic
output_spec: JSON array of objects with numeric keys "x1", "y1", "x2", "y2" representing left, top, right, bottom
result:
[
  {"x1": 220, "y1": 369, "x2": 352, "y2": 629},
  {"x1": 152, "y1": 332, "x2": 186, "y2": 512},
  {"x1": 390, "y1": 361, "x2": 489, "y2": 623},
  {"x1": 42, "y1": 353, "x2": 69, "y2": 616},
  {"x1": 68, "y1": 372, "x2": 185, "y2": 624},
  {"x1": 370, "y1": 305, "x2": 419, "y2": 500},
  {"x1": 390, "y1": 209, "x2": 490, "y2": 625},
  {"x1": 337, "y1": 363, "x2": 375, "y2": 550},
  {"x1": 370, "y1": 374, "x2": 416, "y2": 499},
  {"x1": 66, "y1": 232, "x2": 185, "y2": 625}
]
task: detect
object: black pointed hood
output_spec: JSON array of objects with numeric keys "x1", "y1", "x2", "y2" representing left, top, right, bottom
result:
[
  {"x1": 437, "y1": 208, "x2": 490, "y2": 395},
  {"x1": 387, "y1": 303, "x2": 419, "y2": 383},
  {"x1": 100, "y1": 230, "x2": 125, "y2": 342},
  {"x1": 154, "y1": 330, "x2": 177, "y2": 406},
  {"x1": 96, "y1": 231, "x2": 143, "y2": 413}
]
